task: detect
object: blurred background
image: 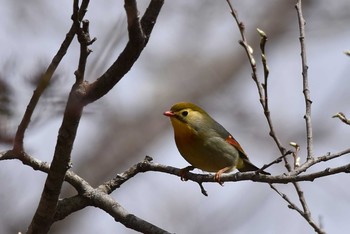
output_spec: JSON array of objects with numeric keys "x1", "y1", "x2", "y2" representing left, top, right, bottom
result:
[{"x1": 1, "y1": 0, "x2": 350, "y2": 233}]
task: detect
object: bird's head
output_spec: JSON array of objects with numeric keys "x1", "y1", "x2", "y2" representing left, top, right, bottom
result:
[{"x1": 163, "y1": 102, "x2": 212, "y2": 133}]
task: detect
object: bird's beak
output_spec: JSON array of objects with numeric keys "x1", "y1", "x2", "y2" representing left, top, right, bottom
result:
[{"x1": 163, "y1": 111, "x2": 175, "y2": 117}]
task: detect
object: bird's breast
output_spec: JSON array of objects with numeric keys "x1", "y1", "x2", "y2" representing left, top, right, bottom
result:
[{"x1": 171, "y1": 121, "x2": 239, "y2": 172}]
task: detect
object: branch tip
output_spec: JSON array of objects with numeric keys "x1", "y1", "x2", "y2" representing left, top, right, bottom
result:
[
  {"x1": 197, "y1": 182, "x2": 208, "y2": 196},
  {"x1": 257, "y1": 28, "x2": 266, "y2": 38}
]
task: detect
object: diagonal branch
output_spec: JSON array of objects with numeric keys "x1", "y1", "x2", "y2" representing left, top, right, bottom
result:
[
  {"x1": 12, "y1": 0, "x2": 90, "y2": 153},
  {"x1": 0, "y1": 150, "x2": 89, "y2": 193},
  {"x1": 270, "y1": 184, "x2": 325, "y2": 234},
  {"x1": 27, "y1": 77, "x2": 86, "y2": 234},
  {"x1": 27, "y1": 1, "x2": 92, "y2": 233},
  {"x1": 83, "y1": 0, "x2": 164, "y2": 105},
  {"x1": 90, "y1": 190, "x2": 171, "y2": 234},
  {"x1": 226, "y1": 0, "x2": 264, "y2": 104},
  {"x1": 56, "y1": 175, "x2": 171, "y2": 233}
]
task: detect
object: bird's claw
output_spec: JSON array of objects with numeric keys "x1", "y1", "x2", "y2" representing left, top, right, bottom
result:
[
  {"x1": 214, "y1": 166, "x2": 232, "y2": 186},
  {"x1": 214, "y1": 172, "x2": 224, "y2": 186}
]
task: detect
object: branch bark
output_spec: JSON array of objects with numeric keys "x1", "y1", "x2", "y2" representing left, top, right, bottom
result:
[{"x1": 27, "y1": 84, "x2": 85, "y2": 233}]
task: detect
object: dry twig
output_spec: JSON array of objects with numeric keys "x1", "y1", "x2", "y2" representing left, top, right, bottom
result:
[{"x1": 296, "y1": 0, "x2": 314, "y2": 161}]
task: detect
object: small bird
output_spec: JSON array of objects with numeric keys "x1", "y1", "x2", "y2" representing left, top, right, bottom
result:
[{"x1": 164, "y1": 102, "x2": 269, "y2": 184}]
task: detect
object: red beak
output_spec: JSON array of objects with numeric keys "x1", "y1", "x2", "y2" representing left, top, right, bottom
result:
[{"x1": 163, "y1": 111, "x2": 175, "y2": 117}]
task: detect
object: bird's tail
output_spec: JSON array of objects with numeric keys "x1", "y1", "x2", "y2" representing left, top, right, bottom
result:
[{"x1": 239, "y1": 159, "x2": 270, "y2": 175}]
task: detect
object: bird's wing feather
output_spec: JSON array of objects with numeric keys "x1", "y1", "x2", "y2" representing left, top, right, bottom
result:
[
  {"x1": 226, "y1": 133, "x2": 270, "y2": 174},
  {"x1": 225, "y1": 134, "x2": 249, "y2": 160},
  {"x1": 209, "y1": 118, "x2": 249, "y2": 160},
  {"x1": 206, "y1": 115, "x2": 269, "y2": 174}
]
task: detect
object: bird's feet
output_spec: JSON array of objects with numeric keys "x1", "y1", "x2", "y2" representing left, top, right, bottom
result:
[{"x1": 214, "y1": 166, "x2": 231, "y2": 186}]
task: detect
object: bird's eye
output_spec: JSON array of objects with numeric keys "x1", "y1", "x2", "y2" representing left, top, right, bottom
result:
[{"x1": 181, "y1": 111, "x2": 188, "y2": 117}]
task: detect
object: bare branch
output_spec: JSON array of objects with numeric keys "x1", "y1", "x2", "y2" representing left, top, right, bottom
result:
[
  {"x1": 4, "y1": 1, "x2": 165, "y2": 232},
  {"x1": 27, "y1": 83, "x2": 85, "y2": 234},
  {"x1": 225, "y1": 0, "x2": 264, "y2": 105},
  {"x1": 3, "y1": 150, "x2": 350, "y2": 191},
  {"x1": 225, "y1": 1, "x2": 323, "y2": 233},
  {"x1": 12, "y1": 0, "x2": 91, "y2": 153},
  {"x1": 296, "y1": 0, "x2": 314, "y2": 160},
  {"x1": 27, "y1": 1, "x2": 91, "y2": 232},
  {"x1": 270, "y1": 184, "x2": 325, "y2": 234},
  {"x1": 225, "y1": 0, "x2": 288, "y2": 160},
  {"x1": 56, "y1": 179, "x2": 171, "y2": 233},
  {"x1": 2, "y1": 147, "x2": 350, "y2": 233},
  {"x1": 259, "y1": 151, "x2": 293, "y2": 172},
  {"x1": 1, "y1": 150, "x2": 89, "y2": 194},
  {"x1": 56, "y1": 195, "x2": 171, "y2": 234},
  {"x1": 74, "y1": 18, "x2": 96, "y2": 83},
  {"x1": 83, "y1": 0, "x2": 164, "y2": 105},
  {"x1": 2, "y1": 1, "x2": 348, "y2": 233},
  {"x1": 89, "y1": 190, "x2": 171, "y2": 234},
  {"x1": 291, "y1": 3, "x2": 321, "y2": 232},
  {"x1": 0, "y1": 152, "x2": 168, "y2": 233},
  {"x1": 256, "y1": 27, "x2": 290, "y2": 166}
]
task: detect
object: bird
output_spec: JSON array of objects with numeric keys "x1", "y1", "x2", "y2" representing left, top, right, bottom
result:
[{"x1": 164, "y1": 102, "x2": 269, "y2": 184}]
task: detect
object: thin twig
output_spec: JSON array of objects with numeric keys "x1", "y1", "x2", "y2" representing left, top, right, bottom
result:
[
  {"x1": 226, "y1": 0, "x2": 264, "y2": 102},
  {"x1": 293, "y1": 2, "x2": 321, "y2": 232},
  {"x1": 332, "y1": 112, "x2": 350, "y2": 125},
  {"x1": 74, "y1": 18, "x2": 96, "y2": 83},
  {"x1": 226, "y1": 0, "x2": 288, "y2": 160},
  {"x1": 270, "y1": 184, "x2": 304, "y2": 213},
  {"x1": 296, "y1": 0, "x2": 313, "y2": 160},
  {"x1": 270, "y1": 184, "x2": 325, "y2": 234},
  {"x1": 256, "y1": 27, "x2": 290, "y2": 170},
  {"x1": 227, "y1": 0, "x2": 293, "y2": 173},
  {"x1": 259, "y1": 150, "x2": 293, "y2": 172}
]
